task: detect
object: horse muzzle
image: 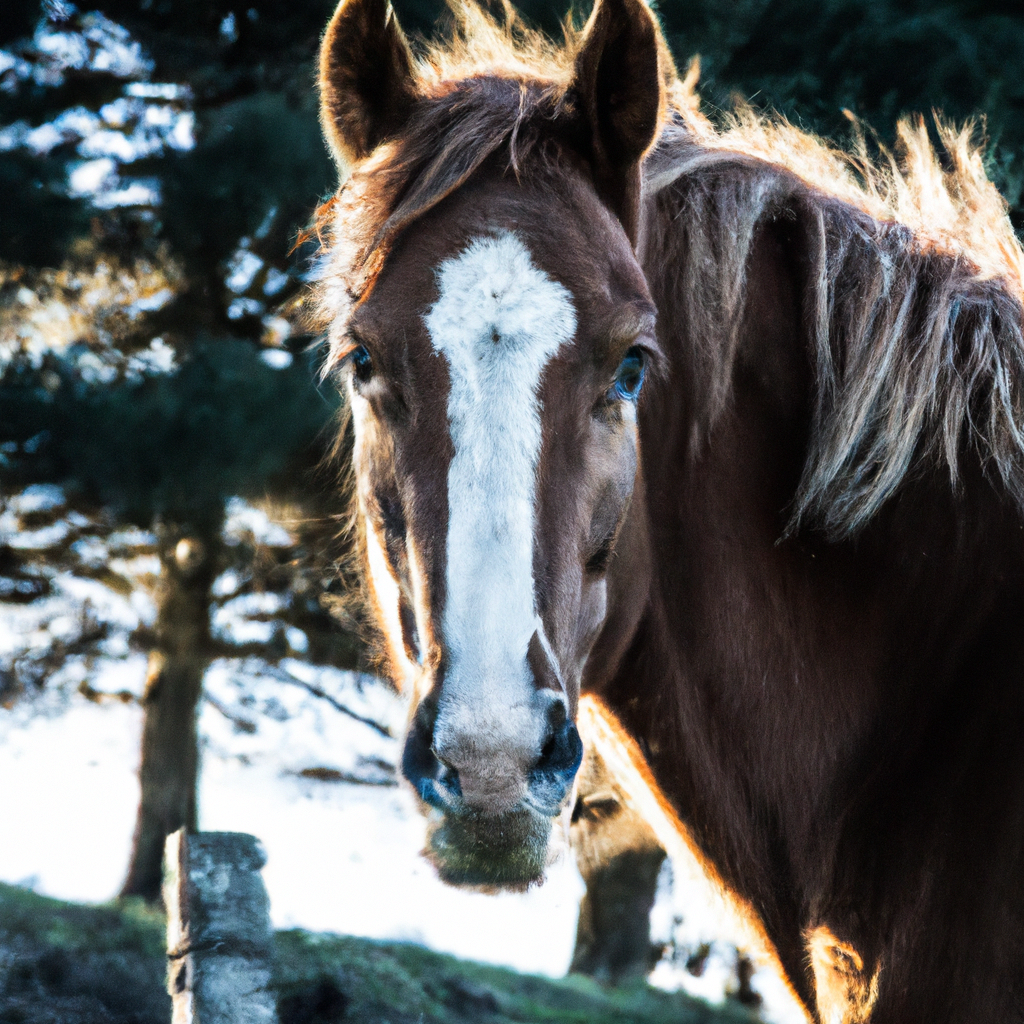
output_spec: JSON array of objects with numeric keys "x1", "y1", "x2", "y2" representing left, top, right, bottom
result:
[{"x1": 400, "y1": 698, "x2": 583, "y2": 887}]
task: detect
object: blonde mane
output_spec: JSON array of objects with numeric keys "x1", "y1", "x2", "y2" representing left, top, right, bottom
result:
[
  {"x1": 314, "y1": 0, "x2": 1024, "y2": 535},
  {"x1": 647, "y1": 79, "x2": 1024, "y2": 533}
]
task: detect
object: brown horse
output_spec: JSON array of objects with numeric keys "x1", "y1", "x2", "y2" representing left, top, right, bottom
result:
[{"x1": 312, "y1": 0, "x2": 1024, "y2": 1019}]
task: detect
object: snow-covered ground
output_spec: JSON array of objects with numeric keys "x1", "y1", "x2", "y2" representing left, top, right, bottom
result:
[
  {"x1": 0, "y1": 659, "x2": 585, "y2": 976},
  {"x1": 0, "y1": 654, "x2": 805, "y2": 1023},
  {"x1": 0, "y1": 491, "x2": 805, "y2": 1022}
]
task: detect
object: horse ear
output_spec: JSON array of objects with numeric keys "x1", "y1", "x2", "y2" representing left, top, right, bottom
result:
[
  {"x1": 319, "y1": 0, "x2": 417, "y2": 168},
  {"x1": 570, "y1": 0, "x2": 664, "y2": 243}
]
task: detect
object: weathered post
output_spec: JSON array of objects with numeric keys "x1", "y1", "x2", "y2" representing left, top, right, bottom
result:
[{"x1": 164, "y1": 829, "x2": 278, "y2": 1024}]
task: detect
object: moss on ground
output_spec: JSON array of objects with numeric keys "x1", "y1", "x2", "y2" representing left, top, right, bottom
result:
[
  {"x1": 0, "y1": 882, "x2": 755, "y2": 1024},
  {"x1": 274, "y1": 930, "x2": 756, "y2": 1024}
]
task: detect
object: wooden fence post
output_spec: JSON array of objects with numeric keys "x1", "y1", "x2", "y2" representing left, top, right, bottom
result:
[{"x1": 163, "y1": 829, "x2": 278, "y2": 1024}]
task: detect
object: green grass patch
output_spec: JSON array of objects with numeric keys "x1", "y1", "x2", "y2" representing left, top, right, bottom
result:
[{"x1": 0, "y1": 882, "x2": 754, "y2": 1024}]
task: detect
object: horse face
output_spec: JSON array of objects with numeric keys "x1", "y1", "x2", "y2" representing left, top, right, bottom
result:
[
  {"x1": 319, "y1": 0, "x2": 664, "y2": 886},
  {"x1": 343, "y1": 173, "x2": 657, "y2": 885}
]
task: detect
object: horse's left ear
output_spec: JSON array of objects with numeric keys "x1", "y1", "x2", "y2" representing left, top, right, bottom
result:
[
  {"x1": 319, "y1": 0, "x2": 417, "y2": 169},
  {"x1": 570, "y1": 0, "x2": 665, "y2": 244}
]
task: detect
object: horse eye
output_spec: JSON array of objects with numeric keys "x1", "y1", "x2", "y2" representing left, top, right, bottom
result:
[
  {"x1": 610, "y1": 347, "x2": 646, "y2": 402},
  {"x1": 351, "y1": 344, "x2": 373, "y2": 384}
]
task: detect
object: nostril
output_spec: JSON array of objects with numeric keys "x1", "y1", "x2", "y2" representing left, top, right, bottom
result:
[
  {"x1": 430, "y1": 746, "x2": 462, "y2": 796},
  {"x1": 528, "y1": 719, "x2": 583, "y2": 816},
  {"x1": 431, "y1": 746, "x2": 456, "y2": 772},
  {"x1": 534, "y1": 719, "x2": 583, "y2": 776},
  {"x1": 547, "y1": 699, "x2": 567, "y2": 731},
  {"x1": 402, "y1": 713, "x2": 461, "y2": 810},
  {"x1": 441, "y1": 764, "x2": 461, "y2": 797}
]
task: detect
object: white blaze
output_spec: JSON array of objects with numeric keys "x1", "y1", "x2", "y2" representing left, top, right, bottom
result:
[{"x1": 424, "y1": 232, "x2": 576, "y2": 745}]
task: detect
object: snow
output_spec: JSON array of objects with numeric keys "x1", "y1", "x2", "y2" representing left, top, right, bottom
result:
[
  {"x1": 125, "y1": 82, "x2": 190, "y2": 101},
  {"x1": 0, "y1": 658, "x2": 586, "y2": 976},
  {"x1": 7, "y1": 484, "x2": 66, "y2": 515},
  {"x1": 16, "y1": 104, "x2": 103, "y2": 155},
  {"x1": 284, "y1": 626, "x2": 309, "y2": 653},
  {"x1": 262, "y1": 267, "x2": 291, "y2": 297},
  {"x1": 34, "y1": 27, "x2": 90, "y2": 74},
  {"x1": 219, "y1": 13, "x2": 238, "y2": 44},
  {"x1": 126, "y1": 290, "x2": 174, "y2": 315},
  {"x1": 0, "y1": 14, "x2": 194, "y2": 213},
  {"x1": 260, "y1": 348, "x2": 293, "y2": 370},
  {"x1": 124, "y1": 337, "x2": 177, "y2": 378},
  {"x1": 70, "y1": 536, "x2": 107, "y2": 568},
  {"x1": 227, "y1": 297, "x2": 264, "y2": 320},
  {"x1": 67, "y1": 157, "x2": 116, "y2": 196},
  {"x1": 0, "y1": 694, "x2": 142, "y2": 901},
  {"x1": 22, "y1": 13, "x2": 153, "y2": 85},
  {"x1": 24, "y1": 121, "x2": 67, "y2": 155},
  {"x1": 225, "y1": 249, "x2": 264, "y2": 294},
  {"x1": 91, "y1": 179, "x2": 162, "y2": 209},
  {"x1": 223, "y1": 497, "x2": 294, "y2": 548},
  {"x1": 79, "y1": 128, "x2": 151, "y2": 161},
  {"x1": 0, "y1": 122, "x2": 29, "y2": 152},
  {"x1": 4, "y1": 521, "x2": 72, "y2": 551},
  {"x1": 212, "y1": 569, "x2": 243, "y2": 598},
  {"x1": 0, "y1": 553, "x2": 805, "y2": 1022},
  {"x1": 106, "y1": 527, "x2": 157, "y2": 551},
  {"x1": 254, "y1": 206, "x2": 278, "y2": 240},
  {"x1": 166, "y1": 109, "x2": 195, "y2": 151}
]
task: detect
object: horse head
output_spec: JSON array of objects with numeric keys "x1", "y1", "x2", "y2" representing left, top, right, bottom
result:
[{"x1": 316, "y1": 0, "x2": 666, "y2": 887}]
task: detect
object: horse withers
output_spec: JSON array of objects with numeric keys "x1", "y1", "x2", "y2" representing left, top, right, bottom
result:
[{"x1": 313, "y1": 0, "x2": 1024, "y2": 1019}]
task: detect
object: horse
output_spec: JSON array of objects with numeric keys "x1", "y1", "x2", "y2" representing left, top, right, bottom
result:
[{"x1": 311, "y1": 0, "x2": 1024, "y2": 1018}]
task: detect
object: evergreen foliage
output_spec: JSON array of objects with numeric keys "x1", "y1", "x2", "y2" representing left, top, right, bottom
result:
[
  {"x1": 654, "y1": 0, "x2": 1024, "y2": 223},
  {"x1": 1, "y1": 342, "x2": 333, "y2": 527},
  {"x1": 0, "y1": 0, "x2": 351, "y2": 707}
]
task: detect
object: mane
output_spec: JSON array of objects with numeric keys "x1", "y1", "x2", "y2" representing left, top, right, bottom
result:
[
  {"x1": 648, "y1": 100, "x2": 1024, "y2": 535},
  {"x1": 312, "y1": 0, "x2": 1024, "y2": 536}
]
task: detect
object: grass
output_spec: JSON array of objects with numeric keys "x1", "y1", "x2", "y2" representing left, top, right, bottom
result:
[{"x1": 0, "y1": 881, "x2": 755, "y2": 1024}]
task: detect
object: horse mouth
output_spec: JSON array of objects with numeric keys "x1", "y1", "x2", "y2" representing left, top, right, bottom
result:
[{"x1": 422, "y1": 801, "x2": 557, "y2": 890}]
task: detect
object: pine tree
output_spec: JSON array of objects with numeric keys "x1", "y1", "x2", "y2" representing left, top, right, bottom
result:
[{"x1": 0, "y1": 0, "x2": 346, "y2": 900}]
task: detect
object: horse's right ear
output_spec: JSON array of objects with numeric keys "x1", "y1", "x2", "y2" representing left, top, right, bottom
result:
[
  {"x1": 570, "y1": 0, "x2": 665, "y2": 244},
  {"x1": 319, "y1": 0, "x2": 417, "y2": 168}
]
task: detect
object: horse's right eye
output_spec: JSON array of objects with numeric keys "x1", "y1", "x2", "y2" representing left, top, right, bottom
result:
[
  {"x1": 608, "y1": 346, "x2": 647, "y2": 403},
  {"x1": 351, "y1": 344, "x2": 373, "y2": 383}
]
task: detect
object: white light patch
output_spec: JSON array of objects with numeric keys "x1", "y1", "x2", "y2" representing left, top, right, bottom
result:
[
  {"x1": 424, "y1": 232, "x2": 576, "y2": 743},
  {"x1": 349, "y1": 392, "x2": 419, "y2": 693},
  {"x1": 364, "y1": 520, "x2": 417, "y2": 691}
]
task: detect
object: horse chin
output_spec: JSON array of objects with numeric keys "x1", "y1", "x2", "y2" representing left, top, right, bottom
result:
[{"x1": 423, "y1": 804, "x2": 555, "y2": 892}]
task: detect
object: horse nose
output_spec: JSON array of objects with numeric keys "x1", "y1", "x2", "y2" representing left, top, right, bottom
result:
[{"x1": 402, "y1": 698, "x2": 582, "y2": 817}]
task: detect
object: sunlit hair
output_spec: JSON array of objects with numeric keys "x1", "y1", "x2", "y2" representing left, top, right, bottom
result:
[
  {"x1": 416, "y1": 0, "x2": 578, "y2": 88},
  {"x1": 311, "y1": 0, "x2": 1024, "y2": 536}
]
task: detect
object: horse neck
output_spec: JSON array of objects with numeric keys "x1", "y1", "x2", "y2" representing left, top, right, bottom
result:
[{"x1": 598, "y1": 182, "x2": 1024, "y2": 949}]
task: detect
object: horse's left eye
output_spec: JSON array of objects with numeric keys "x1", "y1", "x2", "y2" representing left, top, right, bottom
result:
[
  {"x1": 610, "y1": 347, "x2": 647, "y2": 402},
  {"x1": 351, "y1": 344, "x2": 373, "y2": 384}
]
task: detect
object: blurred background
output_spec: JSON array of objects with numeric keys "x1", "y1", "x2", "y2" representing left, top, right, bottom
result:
[{"x1": 1, "y1": 0, "x2": 1022, "y2": 1021}]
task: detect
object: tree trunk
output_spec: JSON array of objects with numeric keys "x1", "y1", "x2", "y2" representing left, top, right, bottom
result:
[
  {"x1": 572, "y1": 845, "x2": 666, "y2": 982},
  {"x1": 569, "y1": 739, "x2": 667, "y2": 983},
  {"x1": 121, "y1": 528, "x2": 219, "y2": 902}
]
